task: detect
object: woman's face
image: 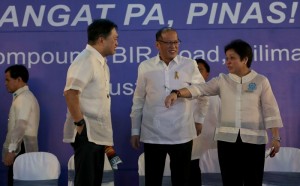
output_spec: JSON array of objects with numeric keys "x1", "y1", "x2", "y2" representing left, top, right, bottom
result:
[{"x1": 225, "y1": 49, "x2": 248, "y2": 76}]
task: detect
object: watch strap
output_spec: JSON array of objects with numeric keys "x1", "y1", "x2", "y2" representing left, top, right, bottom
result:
[
  {"x1": 171, "y1": 89, "x2": 181, "y2": 97},
  {"x1": 74, "y1": 118, "x2": 85, "y2": 126}
]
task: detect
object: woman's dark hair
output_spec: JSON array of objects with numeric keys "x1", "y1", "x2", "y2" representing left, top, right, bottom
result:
[{"x1": 224, "y1": 39, "x2": 253, "y2": 68}]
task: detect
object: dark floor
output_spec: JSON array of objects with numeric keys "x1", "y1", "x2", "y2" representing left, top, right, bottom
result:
[{"x1": 1, "y1": 169, "x2": 299, "y2": 186}]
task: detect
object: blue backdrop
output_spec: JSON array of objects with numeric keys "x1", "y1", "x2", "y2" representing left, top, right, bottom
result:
[{"x1": 1, "y1": 1, "x2": 300, "y2": 185}]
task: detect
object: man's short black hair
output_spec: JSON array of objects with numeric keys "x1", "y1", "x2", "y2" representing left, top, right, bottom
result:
[
  {"x1": 87, "y1": 19, "x2": 118, "y2": 45},
  {"x1": 195, "y1": 58, "x2": 210, "y2": 73},
  {"x1": 5, "y1": 65, "x2": 29, "y2": 83}
]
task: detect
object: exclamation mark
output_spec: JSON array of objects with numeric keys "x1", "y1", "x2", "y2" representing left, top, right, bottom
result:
[{"x1": 290, "y1": 2, "x2": 298, "y2": 23}]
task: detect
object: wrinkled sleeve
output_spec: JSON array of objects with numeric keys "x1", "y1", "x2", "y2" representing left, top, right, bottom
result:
[
  {"x1": 8, "y1": 96, "x2": 33, "y2": 152},
  {"x1": 188, "y1": 76, "x2": 221, "y2": 99},
  {"x1": 130, "y1": 64, "x2": 146, "y2": 136},
  {"x1": 8, "y1": 119, "x2": 27, "y2": 152},
  {"x1": 261, "y1": 78, "x2": 283, "y2": 129},
  {"x1": 64, "y1": 58, "x2": 93, "y2": 93},
  {"x1": 190, "y1": 63, "x2": 209, "y2": 124},
  {"x1": 9, "y1": 94, "x2": 39, "y2": 153},
  {"x1": 193, "y1": 96, "x2": 209, "y2": 124}
]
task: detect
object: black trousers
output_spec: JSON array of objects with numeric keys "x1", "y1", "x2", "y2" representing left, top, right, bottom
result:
[
  {"x1": 144, "y1": 140, "x2": 193, "y2": 186},
  {"x1": 218, "y1": 134, "x2": 265, "y2": 186},
  {"x1": 189, "y1": 159, "x2": 202, "y2": 186},
  {"x1": 72, "y1": 125, "x2": 105, "y2": 186},
  {"x1": 8, "y1": 141, "x2": 25, "y2": 186}
]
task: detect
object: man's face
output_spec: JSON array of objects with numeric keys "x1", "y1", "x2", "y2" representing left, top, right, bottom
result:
[
  {"x1": 102, "y1": 28, "x2": 119, "y2": 57},
  {"x1": 5, "y1": 71, "x2": 21, "y2": 93},
  {"x1": 156, "y1": 30, "x2": 179, "y2": 63}
]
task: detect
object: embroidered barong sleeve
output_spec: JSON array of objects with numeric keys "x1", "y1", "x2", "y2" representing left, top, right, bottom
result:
[{"x1": 261, "y1": 78, "x2": 283, "y2": 129}]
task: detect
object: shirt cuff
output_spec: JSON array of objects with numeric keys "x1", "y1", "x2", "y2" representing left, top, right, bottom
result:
[
  {"x1": 131, "y1": 129, "x2": 140, "y2": 136},
  {"x1": 187, "y1": 85, "x2": 201, "y2": 99},
  {"x1": 64, "y1": 85, "x2": 82, "y2": 93},
  {"x1": 194, "y1": 117, "x2": 205, "y2": 124},
  {"x1": 8, "y1": 143, "x2": 17, "y2": 153}
]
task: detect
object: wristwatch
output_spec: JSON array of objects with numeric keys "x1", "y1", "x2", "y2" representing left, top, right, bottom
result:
[
  {"x1": 171, "y1": 89, "x2": 181, "y2": 97},
  {"x1": 272, "y1": 136, "x2": 281, "y2": 142},
  {"x1": 74, "y1": 118, "x2": 85, "y2": 126}
]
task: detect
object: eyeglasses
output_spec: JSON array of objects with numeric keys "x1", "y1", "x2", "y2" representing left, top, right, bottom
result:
[{"x1": 157, "y1": 39, "x2": 181, "y2": 46}]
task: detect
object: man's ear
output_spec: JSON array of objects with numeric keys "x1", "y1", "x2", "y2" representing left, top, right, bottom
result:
[
  {"x1": 17, "y1": 77, "x2": 23, "y2": 82},
  {"x1": 243, "y1": 57, "x2": 248, "y2": 64},
  {"x1": 155, "y1": 41, "x2": 160, "y2": 49},
  {"x1": 96, "y1": 36, "x2": 105, "y2": 45}
]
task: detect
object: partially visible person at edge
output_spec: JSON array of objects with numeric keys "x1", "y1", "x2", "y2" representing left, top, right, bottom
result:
[
  {"x1": 190, "y1": 58, "x2": 221, "y2": 186},
  {"x1": 165, "y1": 39, "x2": 283, "y2": 186},
  {"x1": 2, "y1": 64, "x2": 40, "y2": 186},
  {"x1": 130, "y1": 27, "x2": 208, "y2": 186},
  {"x1": 63, "y1": 19, "x2": 118, "y2": 186}
]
